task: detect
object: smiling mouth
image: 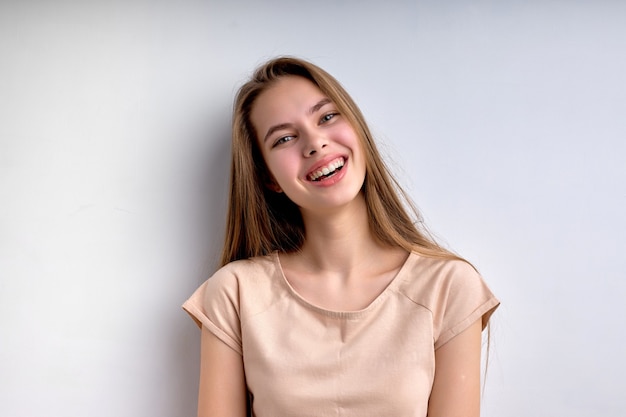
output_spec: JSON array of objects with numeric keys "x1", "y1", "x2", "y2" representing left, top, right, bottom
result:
[{"x1": 308, "y1": 157, "x2": 345, "y2": 181}]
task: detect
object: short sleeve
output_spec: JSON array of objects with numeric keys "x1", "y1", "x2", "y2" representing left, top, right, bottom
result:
[
  {"x1": 432, "y1": 261, "x2": 499, "y2": 350},
  {"x1": 182, "y1": 267, "x2": 243, "y2": 355}
]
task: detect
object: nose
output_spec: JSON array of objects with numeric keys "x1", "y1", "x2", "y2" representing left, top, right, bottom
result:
[{"x1": 302, "y1": 131, "x2": 328, "y2": 157}]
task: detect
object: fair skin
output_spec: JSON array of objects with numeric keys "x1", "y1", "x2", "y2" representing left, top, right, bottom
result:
[{"x1": 197, "y1": 76, "x2": 482, "y2": 417}]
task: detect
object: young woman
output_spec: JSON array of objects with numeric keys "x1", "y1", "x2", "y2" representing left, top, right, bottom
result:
[{"x1": 183, "y1": 57, "x2": 499, "y2": 417}]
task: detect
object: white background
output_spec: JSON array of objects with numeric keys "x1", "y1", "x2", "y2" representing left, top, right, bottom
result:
[{"x1": 1, "y1": 1, "x2": 625, "y2": 416}]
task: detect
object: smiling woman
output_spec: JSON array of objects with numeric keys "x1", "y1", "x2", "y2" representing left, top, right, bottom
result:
[
  {"x1": 251, "y1": 75, "x2": 366, "y2": 214},
  {"x1": 182, "y1": 57, "x2": 499, "y2": 417}
]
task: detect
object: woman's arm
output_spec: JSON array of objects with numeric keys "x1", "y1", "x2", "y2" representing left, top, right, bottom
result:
[
  {"x1": 427, "y1": 319, "x2": 483, "y2": 417},
  {"x1": 197, "y1": 326, "x2": 247, "y2": 417}
]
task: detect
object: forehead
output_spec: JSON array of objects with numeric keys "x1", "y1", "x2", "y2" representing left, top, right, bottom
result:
[{"x1": 251, "y1": 76, "x2": 327, "y2": 126}]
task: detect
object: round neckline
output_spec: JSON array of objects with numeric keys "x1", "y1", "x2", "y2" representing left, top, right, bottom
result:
[{"x1": 272, "y1": 251, "x2": 415, "y2": 318}]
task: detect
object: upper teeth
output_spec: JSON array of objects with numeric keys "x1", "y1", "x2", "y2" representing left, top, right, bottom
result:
[{"x1": 309, "y1": 158, "x2": 345, "y2": 181}]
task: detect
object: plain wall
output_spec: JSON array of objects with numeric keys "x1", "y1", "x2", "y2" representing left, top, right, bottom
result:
[{"x1": 1, "y1": 1, "x2": 624, "y2": 416}]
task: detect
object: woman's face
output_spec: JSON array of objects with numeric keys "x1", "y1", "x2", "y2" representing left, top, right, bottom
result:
[{"x1": 251, "y1": 76, "x2": 366, "y2": 215}]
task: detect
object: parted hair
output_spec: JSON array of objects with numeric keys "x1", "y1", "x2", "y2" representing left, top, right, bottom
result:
[{"x1": 219, "y1": 56, "x2": 460, "y2": 267}]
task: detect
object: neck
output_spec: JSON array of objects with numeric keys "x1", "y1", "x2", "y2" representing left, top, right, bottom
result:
[{"x1": 298, "y1": 193, "x2": 381, "y2": 273}]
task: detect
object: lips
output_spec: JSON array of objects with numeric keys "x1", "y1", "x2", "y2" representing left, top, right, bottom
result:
[{"x1": 306, "y1": 157, "x2": 346, "y2": 181}]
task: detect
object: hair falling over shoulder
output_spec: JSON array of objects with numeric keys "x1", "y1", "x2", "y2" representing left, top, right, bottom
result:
[{"x1": 219, "y1": 56, "x2": 463, "y2": 267}]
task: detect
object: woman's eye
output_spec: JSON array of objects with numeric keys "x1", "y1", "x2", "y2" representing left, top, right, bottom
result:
[
  {"x1": 320, "y1": 112, "x2": 338, "y2": 124},
  {"x1": 273, "y1": 135, "x2": 295, "y2": 147}
]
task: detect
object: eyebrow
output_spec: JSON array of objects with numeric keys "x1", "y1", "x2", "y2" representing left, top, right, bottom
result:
[
  {"x1": 262, "y1": 98, "x2": 332, "y2": 144},
  {"x1": 309, "y1": 98, "x2": 331, "y2": 115}
]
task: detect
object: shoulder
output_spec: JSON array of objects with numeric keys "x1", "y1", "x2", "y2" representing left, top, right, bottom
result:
[
  {"x1": 208, "y1": 254, "x2": 277, "y2": 289},
  {"x1": 397, "y1": 252, "x2": 499, "y2": 347},
  {"x1": 398, "y1": 253, "x2": 482, "y2": 304},
  {"x1": 399, "y1": 253, "x2": 499, "y2": 349},
  {"x1": 203, "y1": 253, "x2": 287, "y2": 318},
  {"x1": 182, "y1": 253, "x2": 286, "y2": 342}
]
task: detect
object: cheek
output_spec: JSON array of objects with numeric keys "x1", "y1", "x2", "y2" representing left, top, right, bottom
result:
[
  {"x1": 265, "y1": 155, "x2": 299, "y2": 184},
  {"x1": 335, "y1": 123, "x2": 360, "y2": 147},
  {"x1": 341, "y1": 129, "x2": 367, "y2": 174}
]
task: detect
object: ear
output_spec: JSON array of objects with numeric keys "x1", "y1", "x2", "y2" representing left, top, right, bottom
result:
[{"x1": 266, "y1": 181, "x2": 283, "y2": 193}]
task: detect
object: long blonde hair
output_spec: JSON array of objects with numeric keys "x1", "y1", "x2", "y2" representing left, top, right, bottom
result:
[{"x1": 220, "y1": 57, "x2": 461, "y2": 267}]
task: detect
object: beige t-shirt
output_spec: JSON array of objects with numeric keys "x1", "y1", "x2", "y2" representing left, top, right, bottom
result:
[{"x1": 183, "y1": 251, "x2": 499, "y2": 417}]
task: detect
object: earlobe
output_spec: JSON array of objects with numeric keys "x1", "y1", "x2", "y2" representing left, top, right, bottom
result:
[
  {"x1": 267, "y1": 182, "x2": 283, "y2": 193},
  {"x1": 263, "y1": 170, "x2": 283, "y2": 193}
]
